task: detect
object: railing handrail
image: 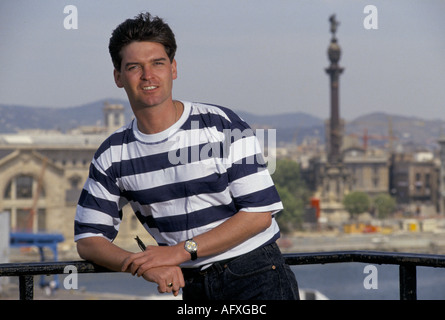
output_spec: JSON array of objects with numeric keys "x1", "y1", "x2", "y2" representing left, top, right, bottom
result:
[
  {"x1": 1, "y1": 250, "x2": 445, "y2": 300},
  {"x1": 282, "y1": 250, "x2": 445, "y2": 267},
  {"x1": 0, "y1": 260, "x2": 111, "y2": 277}
]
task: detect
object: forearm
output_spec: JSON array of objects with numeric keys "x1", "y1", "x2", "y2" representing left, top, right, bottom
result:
[
  {"x1": 77, "y1": 236, "x2": 132, "y2": 272},
  {"x1": 121, "y1": 210, "x2": 273, "y2": 275},
  {"x1": 195, "y1": 210, "x2": 271, "y2": 257},
  {"x1": 177, "y1": 210, "x2": 272, "y2": 262},
  {"x1": 77, "y1": 236, "x2": 185, "y2": 295}
]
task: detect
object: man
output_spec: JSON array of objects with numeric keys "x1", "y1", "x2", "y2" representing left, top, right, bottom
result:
[{"x1": 75, "y1": 12, "x2": 299, "y2": 300}]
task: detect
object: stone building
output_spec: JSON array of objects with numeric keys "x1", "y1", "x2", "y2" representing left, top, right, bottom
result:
[
  {"x1": 303, "y1": 146, "x2": 390, "y2": 223},
  {"x1": 0, "y1": 104, "x2": 147, "y2": 252},
  {"x1": 390, "y1": 151, "x2": 439, "y2": 213},
  {"x1": 344, "y1": 147, "x2": 390, "y2": 197}
]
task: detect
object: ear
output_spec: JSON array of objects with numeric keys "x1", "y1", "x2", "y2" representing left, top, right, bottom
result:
[
  {"x1": 113, "y1": 69, "x2": 124, "y2": 88},
  {"x1": 171, "y1": 59, "x2": 178, "y2": 80}
]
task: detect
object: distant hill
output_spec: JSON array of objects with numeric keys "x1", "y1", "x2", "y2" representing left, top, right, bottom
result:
[
  {"x1": 0, "y1": 99, "x2": 133, "y2": 133},
  {"x1": 236, "y1": 110, "x2": 322, "y2": 129},
  {"x1": 0, "y1": 99, "x2": 443, "y2": 149},
  {"x1": 236, "y1": 110, "x2": 325, "y2": 145},
  {"x1": 346, "y1": 112, "x2": 444, "y2": 150},
  {"x1": 0, "y1": 99, "x2": 325, "y2": 145}
]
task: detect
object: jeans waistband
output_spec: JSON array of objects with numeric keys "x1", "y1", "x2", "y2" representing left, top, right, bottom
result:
[{"x1": 182, "y1": 256, "x2": 237, "y2": 278}]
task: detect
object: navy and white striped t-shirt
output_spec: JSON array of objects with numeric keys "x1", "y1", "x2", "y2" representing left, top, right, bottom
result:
[{"x1": 74, "y1": 101, "x2": 283, "y2": 267}]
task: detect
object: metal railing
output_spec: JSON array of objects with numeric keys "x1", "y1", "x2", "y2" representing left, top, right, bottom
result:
[
  {"x1": 1, "y1": 250, "x2": 445, "y2": 300},
  {"x1": 283, "y1": 250, "x2": 445, "y2": 300}
]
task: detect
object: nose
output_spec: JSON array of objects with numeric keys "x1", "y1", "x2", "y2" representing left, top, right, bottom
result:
[{"x1": 141, "y1": 65, "x2": 154, "y2": 80}]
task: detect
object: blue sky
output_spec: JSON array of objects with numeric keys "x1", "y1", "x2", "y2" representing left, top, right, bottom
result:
[{"x1": 0, "y1": 0, "x2": 444, "y2": 120}]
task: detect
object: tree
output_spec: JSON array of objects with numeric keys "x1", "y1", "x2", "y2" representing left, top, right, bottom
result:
[
  {"x1": 275, "y1": 186, "x2": 302, "y2": 232},
  {"x1": 270, "y1": 159, "x2": 309, "y2": 232},
  {"x1": 342, "y1": 191, "x2": 370, "y2": 219},
  {"x1": 373, "y1": 193, "x2": 396, "y2": 219}
]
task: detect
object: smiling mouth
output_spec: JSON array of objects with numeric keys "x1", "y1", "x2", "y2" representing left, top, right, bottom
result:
[{"x1": 142, "y1": 86, "x2": 158, "y2": 91}]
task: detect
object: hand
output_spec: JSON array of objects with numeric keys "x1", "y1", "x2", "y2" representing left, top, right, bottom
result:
[
  {"x1": 141, "y1": 266, "x2": 185, "y2": 297},
  {"x1": 121, "y1": 245, "x2": 187, "y2": 277}
]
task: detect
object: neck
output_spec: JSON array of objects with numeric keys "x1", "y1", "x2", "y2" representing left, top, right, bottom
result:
[{"x1": 133, "y1": 100, "x2": 183, "y2": 134}]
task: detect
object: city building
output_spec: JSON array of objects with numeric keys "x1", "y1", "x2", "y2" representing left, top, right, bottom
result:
[
  {"x1": 0, "y1": 104, "x2": 146, "y2": 252},
  {"x1": 390, "y1": 151, "x2": 439, "y2": 214}
]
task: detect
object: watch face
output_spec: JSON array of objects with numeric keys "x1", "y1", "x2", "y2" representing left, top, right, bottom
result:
[{"x1": 185, "y1": 240, "x2": 197, "y2": 252}]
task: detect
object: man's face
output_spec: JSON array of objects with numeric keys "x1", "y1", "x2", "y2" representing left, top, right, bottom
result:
[{"x1": 114, "y1": 41, "x2": 177, "y2": 110}]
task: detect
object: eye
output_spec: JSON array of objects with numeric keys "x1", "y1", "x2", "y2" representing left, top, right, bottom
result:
[
  {"x1": 153, "y1": 58, "x2": 167, "y2": 66},
  {"x1": 126, "y1": 64, "x2": 141, "y2": 72}
]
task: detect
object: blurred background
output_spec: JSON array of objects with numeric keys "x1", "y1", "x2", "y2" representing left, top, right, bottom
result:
[{"x1": 1, "y1": 0, "x2": 445, "y2": 300}]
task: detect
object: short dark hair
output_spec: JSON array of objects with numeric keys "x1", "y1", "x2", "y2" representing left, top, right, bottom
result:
[{"x1": 108, "y1": 12, "x2": 177, "y2": 71}]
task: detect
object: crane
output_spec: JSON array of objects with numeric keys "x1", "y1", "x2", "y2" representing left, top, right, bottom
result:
[{"x1": 24, "y1": 157, "x2": 48, "y2": 232}]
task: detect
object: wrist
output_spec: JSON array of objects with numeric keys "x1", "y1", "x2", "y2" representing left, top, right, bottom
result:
[
  {"x1": 184, "y1": 239, "x2": 198, "y2": 261},
  {"x1": 175, "y1": 241, "x2": 192, "y2": 264}
]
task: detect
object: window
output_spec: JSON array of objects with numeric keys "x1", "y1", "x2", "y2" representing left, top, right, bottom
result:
[
  {"x1": 4, "y1": 175, "x2": 37, "y2": 199},
  {"x1": 425, "y1": 173, "x2": 431, "y2": 189},
  {"x1": 16, "y1": 175, "x2": 33, "y2": 199},
  {"x1": 69, "y1": 175, "x2": 82, "y2": 189},
  {"x1": 16, "y1": 208, "x2": 30, "y2": 231},
  {"x1": 4, "y1": 180, "x2": 12, "y2": 199},
  {"x1": 415, "y1": 173, "x2": 422, "y2": 191},
  {"x1": 14, "y1": 208, "x2": 46, "y2": 232},
  {"x1": 3, "y1": 175, "x2": 46, "y2": 232}
]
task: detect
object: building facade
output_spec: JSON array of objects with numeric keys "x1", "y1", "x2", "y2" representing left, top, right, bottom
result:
[
  {"x1": 0, "y1": 104, "x2": 147, "y2": 252},
  {"x1": 390, "y1": 152, "x2": 439, "y2": 213}
]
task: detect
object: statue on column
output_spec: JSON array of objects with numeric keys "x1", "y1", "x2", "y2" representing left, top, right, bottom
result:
[{"x1": 329, "y1": 14, "x2": 340, "y2": 40}]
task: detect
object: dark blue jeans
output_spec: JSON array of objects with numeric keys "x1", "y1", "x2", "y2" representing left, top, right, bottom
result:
[{"x1": 181, "y1": 242, "x2": 300, "y2": 300}]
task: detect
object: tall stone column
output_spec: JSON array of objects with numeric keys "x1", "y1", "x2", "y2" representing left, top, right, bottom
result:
[
  {"x1": 321, "y1": 15, "x2": 350, "y2": 207},
  {"x1": 325, "y1": 14, "x2": 344, "y2": 165}
]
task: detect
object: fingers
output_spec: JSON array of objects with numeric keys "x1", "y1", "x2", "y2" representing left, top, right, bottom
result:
[
  {"x1": 144, "y1": 266, "x2": 185, "y2": 296},
  {"x1": 157, "y1": 281, "x2": 177, "y2": 295},
  {"x1": 157, "y1": 276, "x2": 182, "y2": 295},
  {"x1": 122, "y1": 251, "x2": 155, "y2": 276},
  {"x1": 121, "y1": 246, "x2": 171, "y2": 275},
  {"x1": 157, "y1": 284, "x2": 180, "y2": 296},
  {"x1": 123, "y1": 249, "x2": 185, "y2": 297},
  {"x1": 121, "y1": 251, "x2": 146, "y2": 273},
  {"x1": 170, "y1": 268, "x2": 185, "y2": 296}
]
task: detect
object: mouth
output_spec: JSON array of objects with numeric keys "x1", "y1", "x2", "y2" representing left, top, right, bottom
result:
[{"x1": 142, "y1": 85, "x2": 158, "y2": 91}]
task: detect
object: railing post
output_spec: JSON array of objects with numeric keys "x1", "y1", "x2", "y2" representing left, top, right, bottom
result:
[
  {"x1": 399, "y1": 265, "x2": 417, "y2": 300},
  {"x1": 19, "y1": 275, "x2": 34, "y2": 300}
]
